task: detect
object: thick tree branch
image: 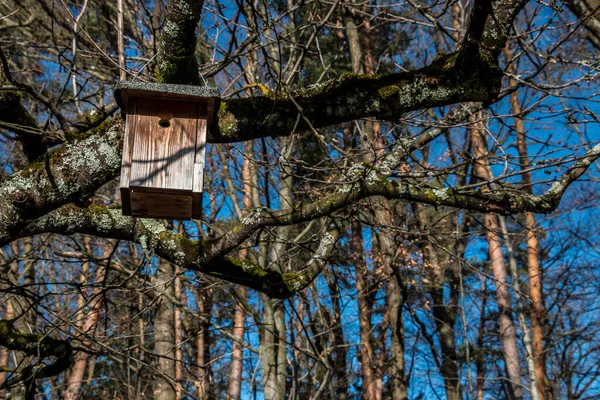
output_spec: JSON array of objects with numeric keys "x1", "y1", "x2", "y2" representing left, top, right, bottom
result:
[
  {"x1": 0, "y1": 118, "x2": 123, "y2": 243},
  {"x1": 210, "y1": 51, "x2": 501, "y2": 142},
  {"x1": 150, "y1": 0, "x2": 530, "y2": 143},
  {"x1": 11, "y1": 206, "x2": 337, "y2": 298},
  {"x1": 565, "y1": 0, "x2": 600, "y2": 50},
  {"x1": 0, "y1": 46, "x2": 69, "y2": 131},
  {"x1": 0, "y1": 89, "x2": 43, "y2": 161}
]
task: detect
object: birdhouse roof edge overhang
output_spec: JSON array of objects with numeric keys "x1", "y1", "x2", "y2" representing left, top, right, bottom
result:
[{"x1": 114, "y1": 81, "x2": 220, "y2": 114}]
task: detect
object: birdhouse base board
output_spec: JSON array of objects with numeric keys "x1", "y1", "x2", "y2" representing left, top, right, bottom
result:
[{"x1": 121, "y1": 188, "x2": 202, "y2": 220}]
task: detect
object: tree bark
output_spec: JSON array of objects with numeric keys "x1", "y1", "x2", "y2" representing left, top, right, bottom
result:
[
  {"x1": 565, "y1": 0, "x2": 600, "y2": 49},
  {"x1": 324, "y1": 266, "x2": 348, "y2": 398},
  {"x1": 351, "y1": 221, "x2": 380, "y2": 400},
  {"x1": 260, "y1": 295, "x2": 287, "y2": 400},
  {"x1": 0, "y1": 298, "x2": 14, "y2": 399},
  {"x1": 260, "y1": 135, "x2": 293, "y2": 400},
  {"x1": 498, "y1": 216, "x2": 540, "y2": 400},
  {"x1": 344, "y1": 6, "x2": 408, "y2": 397},
  {"x1": 476, "y1": 276, "x2": 488, "y2": 400},
  {"x1": 226, "y1": 285, "x2": 246, "y2": 400}
]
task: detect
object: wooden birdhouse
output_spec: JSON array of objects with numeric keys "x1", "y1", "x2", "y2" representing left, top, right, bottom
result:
[{"x1": 115, "y1": 81, "x2": 220, "y2": 220}]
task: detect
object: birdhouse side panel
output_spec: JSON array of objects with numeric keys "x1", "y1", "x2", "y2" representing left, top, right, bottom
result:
[
  {"x1": 129, "y1": 98, "x2": 199, "y2": 192},
  {"x1": 193, "y1": 119, "x2": 207, "y2": 194},
  {"x1": 120, "y1": 98, "x2": 138, "y2": 215},
  {"x1": 192, "y1": 119, "x2": 207, "y2": 219}
]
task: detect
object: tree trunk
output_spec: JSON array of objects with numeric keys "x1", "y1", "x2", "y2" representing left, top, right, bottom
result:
[
  {"x1": 260, "y1": 135, "x2": 292, "y2": 400},
  {"x1": 324, "y1": 266, "x2": 348, "y2": 398},
  {"x1": 351, "y1": 215, "x2": 380, "y2": 400},
  {"x1": 344, "y1": 6, "x2": 408, "y2": 396},
  {"x1": 470, "y1": 116, "x2": 524, "y2": 399},
  {"x1": 260, "y1": 295, "x2": 287, "y2": 400},
  {"x1": 476, "y1": 276, "x2": 488, "y2": 400},
  {"x1": 499, "y1": 216, "x2": 540, "y2": 400},
  {"x1": 564, "y1": 0, "x2": 600, "y2": 49},
  {"x1": 504, "y1": 43, "x2": 547, "y2": 399},
  {"x1": 174, "y1": 267, "x2": 183, "y2": 399},
  {"x1": 226, "y1": 283, "x2": 246, "y2": 400},
  {"x1": 0, "y1": 299, "x2": 14, "y2": 399},
  {"x1": 386, "y1": 273, "x2": 408, "y2": 400},
  {"x1": 64, "y1": 238, "x2": 108, "y2": 400},
  {"x1": 226, "y1": 139, "x2": 254, "y2": 400},
  {"x1": 415, "y1": 207, "x2": 463, "y2": 400},
  {"x1": 154, "y1": 259, "x2": 176, "y2": 400},
  {"x1": 196, "y1": 285, "x2": 212, "y2": 400}
]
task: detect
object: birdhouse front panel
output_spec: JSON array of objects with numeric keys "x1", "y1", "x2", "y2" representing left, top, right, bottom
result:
[
  {"x1": 116, "y1": 81, "x2": 218, "y2": 220},
  {"x1": 129, "y1": 98, "x2": 200, "y2": 191}
]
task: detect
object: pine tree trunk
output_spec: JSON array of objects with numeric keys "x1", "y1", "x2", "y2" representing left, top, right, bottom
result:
[
  {"x1": 470, "y1": 116, "x2": 524, "y2": 399},
  {"x1": 504, "y1": 44, "x2": 547, "y2": 399},
  {"x1": 154, "y1": 259, "x2": 176, "y2": 400},
  {"x1": 226, "y1": 140, "x2": 254, "y2": 400}
]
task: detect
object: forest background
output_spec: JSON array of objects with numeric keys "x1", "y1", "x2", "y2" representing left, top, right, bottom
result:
[{"x1": 0, "y1": 0, "x2": 599, "y2": 399}]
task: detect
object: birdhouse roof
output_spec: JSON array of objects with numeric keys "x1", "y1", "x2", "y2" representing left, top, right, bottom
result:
[{"x1": 115, "y1": 81, "x2": 220, "y2": 113}]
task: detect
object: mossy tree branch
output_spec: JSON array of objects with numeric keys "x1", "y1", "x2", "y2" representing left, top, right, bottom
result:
[
  {"x1": 150, "y1": 0, "x2": 528, "y2": 144},
  {"x1": 0, "y1": 90, "x2": 44, "y2": 161},
  {"x1": 210, "y1": 51, "x2": 502, "y2": 142},
  {"x1": 0, "y1": 117, "x2": 123, "y2": 244},
  {"x1": 565, "y1": 0, "x2": 600, "y2": 50},
  {"x1": 9, "y1": 206, "x2": 338, "y2": 298},
  {"x1": 0, "y1": 47, "x2": 70, "y2": 161}
]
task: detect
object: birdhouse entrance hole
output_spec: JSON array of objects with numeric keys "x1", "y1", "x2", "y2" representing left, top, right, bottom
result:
[{"x1": 115, "y1": 82, "x2": 220, "y2": 220}]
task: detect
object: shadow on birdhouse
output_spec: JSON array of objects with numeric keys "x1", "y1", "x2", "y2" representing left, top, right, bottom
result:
[{"x1": 115, "y1": 81, "x2": 220, "y2": 220}]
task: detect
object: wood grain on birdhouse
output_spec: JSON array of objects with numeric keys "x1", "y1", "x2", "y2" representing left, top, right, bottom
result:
[{"x1": 115, "y1": 81, "x2": 219, "y2": 220}]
